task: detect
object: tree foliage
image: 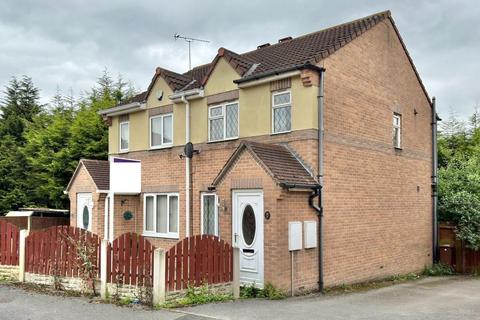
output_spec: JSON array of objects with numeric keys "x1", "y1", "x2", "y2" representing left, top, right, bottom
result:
[
  {"x1": 0, "y1": 71, "x2": 135, "y2": 213},
  {"x1": 438, "y1": 109, "x2": 480, "y2": 249}
]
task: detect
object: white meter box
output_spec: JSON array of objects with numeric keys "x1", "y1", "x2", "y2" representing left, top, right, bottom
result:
[
  {"x1": 304, "y1": 221, "x2": 317, "y2": 249},
  {"x1": 288, "y1": 221, "x2": 302, "y2": 251}
]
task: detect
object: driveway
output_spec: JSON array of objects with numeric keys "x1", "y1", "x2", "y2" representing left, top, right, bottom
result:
[{"x1": 1, "y1": 277, "x2": 479, "y2": 320}]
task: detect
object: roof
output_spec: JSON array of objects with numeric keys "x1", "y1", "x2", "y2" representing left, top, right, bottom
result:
[
  {"x1": 120, "y1": 10, "x2": 430, "y2": 108},
  {"x1": 65, "y1": 159, "x2": 110, "y2": 192},
  {"x1": 6, "y1": 211, "x2": 34, "y2": 217},
  {"x1": 212, "y1": 141, "x2": 318, "y2": 188}
]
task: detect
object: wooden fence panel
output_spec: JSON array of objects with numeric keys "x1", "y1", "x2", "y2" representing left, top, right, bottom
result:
[
  {"x1": 25, "y1": 226, "x2": 101, "y2": 277},
  {"x1": 106, "y1": 233, "x2": 154, "y2": 287},
  {"x1": 0, "y1": 220, "x2": 19, "y2": 266},
  {"x1": 165, "y1": 235, "x2": 233, "y2": 291}
]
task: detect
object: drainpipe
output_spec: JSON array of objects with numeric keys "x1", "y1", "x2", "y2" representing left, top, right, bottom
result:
[
  {"x1": 431, "y1": 96, "x2": 439, "y2": 263},
  {"x1": 316, "y1": 68, "x2": 325, "y2": 292},
  {"x1": 181, "y1": 95, "x2": 191, "y2": 238}
]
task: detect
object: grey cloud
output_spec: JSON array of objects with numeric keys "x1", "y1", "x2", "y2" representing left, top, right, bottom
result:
[{"x1": 0, "y1": 0, "x2": 479, "y2": 119}]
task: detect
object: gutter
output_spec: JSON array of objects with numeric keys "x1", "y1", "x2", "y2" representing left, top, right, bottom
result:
[{"x1": 98, "y1": 102, "x2": 146, "y2": 117}]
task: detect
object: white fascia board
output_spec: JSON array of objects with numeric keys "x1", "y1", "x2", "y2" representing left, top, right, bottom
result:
[
  {"x1": 237, "y1": 71, "x2": 301, "y2": 88},
  {"x1": 98, "y1": 102, "x2": 146, "y2": 117}
]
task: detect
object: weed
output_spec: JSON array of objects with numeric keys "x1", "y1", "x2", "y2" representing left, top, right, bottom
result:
[
  {"x1": 423, "y1": 263, "x2": 454, "y2": 276},
  {"x1": 161, "y1": 284, "x2": 233, "y2": 308},
  {"x1": 240, "y1": 282, "x2": 286, "y2": 300}
]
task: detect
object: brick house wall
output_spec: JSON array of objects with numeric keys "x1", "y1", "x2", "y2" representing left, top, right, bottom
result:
[
  {"x1": 68, "y1": 166, "x2": 106, "y2": 238},
  {"x1": 320, "y1": 19, "x2": 433, "y2": 286}
]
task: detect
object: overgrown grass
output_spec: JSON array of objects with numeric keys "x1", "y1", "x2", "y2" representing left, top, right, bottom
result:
[
  {"x1": 423, "y1": 263, "x2": 455, "y2": 276},
  {"x1": 159, "y1": 284, "x2": 233, "y2": 308},
  {"x1": 240, "y1": 282, "x2": 286, "y2": 300}
]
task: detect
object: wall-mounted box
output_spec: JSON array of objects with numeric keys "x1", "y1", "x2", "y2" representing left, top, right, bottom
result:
[
  {"x1": 304, "y1": 221, "x2": 317, "y2": 249},
  {"x1": 288, "y1": 221, "x2": 302, "y2": 251}
]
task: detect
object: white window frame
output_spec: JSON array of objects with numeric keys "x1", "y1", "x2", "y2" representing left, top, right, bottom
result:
[
  {"x1": 149, "y1": 113, "x2": 173, "y2": 149},
  {"x1": 143, "y1": 193, "x2": 180, "y2": 239},
  {"x1": 119, "y1": 121, "x2": 129, "y2": 153},
  {"x1": 272, "y1": 90, "x2": 292, "y2": 134},
  {"x1": 201, "y1": 193, "x2": 218, "y2": 236},
  {"x1": 393, "y1": 113, "x2": 402, "y2": 149},
  {"x1": 208, "y1": 101, "x2": 239, "y2": 142}
]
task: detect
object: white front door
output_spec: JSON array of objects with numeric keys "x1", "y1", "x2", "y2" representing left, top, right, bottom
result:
[
  {"x1": 232, "y1": 190, "x2": 264, "y2": 287},
  {"x1": 77, "y1": 193, "x2": 93, "y2": 232}
]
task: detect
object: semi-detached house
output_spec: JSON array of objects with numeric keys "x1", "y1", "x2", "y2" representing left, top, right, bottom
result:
[{"x1": 66, "y1": 10, "x2": 438, "y2": 293}]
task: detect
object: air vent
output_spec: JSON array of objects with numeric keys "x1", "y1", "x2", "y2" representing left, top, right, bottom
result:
[
  {"x1": 257, "y1": 43, "x2": 271, "y2": 49},
  {"x1": 278, "y1": 36, "x2": 293, "y2": 43}
]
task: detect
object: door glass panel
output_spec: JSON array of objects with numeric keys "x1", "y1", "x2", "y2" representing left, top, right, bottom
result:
[
  {"x1": 242, "y1": 205, "x2": 256, "y2": 246},
  {"x1": 82, "y1": 205, "x2": 89, "y2": 230}
]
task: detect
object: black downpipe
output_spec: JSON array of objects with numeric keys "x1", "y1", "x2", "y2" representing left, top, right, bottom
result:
[{"x1": 431, "y1": 97, "x2": 439, "y2": 263}]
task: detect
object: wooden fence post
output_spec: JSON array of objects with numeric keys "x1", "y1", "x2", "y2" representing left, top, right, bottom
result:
[
  {"x1": 233, "y1": 247, "x2": 240, "y2": 299},
  {"x1": 100, "y1": 239, "x2": 108, "y2": 299},
  {"x1": 18, "y1": 229, "x2": 29, "y2": 282},
  {"x1": 152, "y1": 248, "x2": 166, "y2": 306}
]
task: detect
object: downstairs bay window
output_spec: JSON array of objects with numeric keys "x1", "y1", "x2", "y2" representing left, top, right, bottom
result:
[{"x1": 144, "y1": 193, "x2": 179, "y2": 238}]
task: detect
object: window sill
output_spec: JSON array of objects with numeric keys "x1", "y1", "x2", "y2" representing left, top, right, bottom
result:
[
  {"x1": 271, "y1": 130, "x2": 292, "y2": 136},
  {"x1": 142, "y1": 232, "x2": 179, "y2": 239},
  {"x1": 118, "y1": 150, "x2": 129, "y2": 154},
  {"x1": 207, "y1": 137, "x2": 239, "y2": 144},
  {"x1": 149, "y1": 145, "x2": 173, "y2": 151}
]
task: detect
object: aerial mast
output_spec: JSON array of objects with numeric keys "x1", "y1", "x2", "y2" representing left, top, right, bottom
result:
[{"x1": 173, "y1": 34, "x2": 210, "y2": 71}]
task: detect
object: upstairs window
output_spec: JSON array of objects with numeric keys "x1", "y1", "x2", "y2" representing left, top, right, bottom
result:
[
  {"x1": 393, "y1": 114, "x2": 402, "y2": 149},
  {"x1": 272, "y1": 91, "x2": 291, "y2": 134},
  {"x1": 144, "y1": 193, "x2": 179, "y2": 238},
  {"x1": 208, "y1": 102, "x2": 239, "y2": 142},
  {"x1": 150, "y1": 114, "x2": 173, "y2": 149},
  {"x1": 119, "y1": 121, "x2": 129, "y2": 152},
  {"x1": 201, "y1": 193, "x2": 218, "y2": 236}
]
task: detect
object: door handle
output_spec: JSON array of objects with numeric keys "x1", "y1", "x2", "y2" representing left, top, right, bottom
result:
[{"x1": 234, "y1": 233, "x2": 238, "y2": 243}]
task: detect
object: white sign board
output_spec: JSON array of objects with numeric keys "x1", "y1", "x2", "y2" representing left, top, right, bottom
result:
[
  {"x1": 110, "y1": 157, "x2": 141, "y2": 194},
  {"x1": 304, "y1": 221, "x2": 318, "y2": 249},
  {"x1": 288, "y1": 221, "x2": 303, "y2": 251}
]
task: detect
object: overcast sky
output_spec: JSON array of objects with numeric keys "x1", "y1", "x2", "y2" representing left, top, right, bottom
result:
[{"x1": 1, "y1": 0, "x2": 479, "y2": 119}]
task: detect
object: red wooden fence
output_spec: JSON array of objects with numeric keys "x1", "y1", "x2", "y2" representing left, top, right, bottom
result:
[
  {"x1": 107, "y1": 233, "x2": 155, "y2": 286},
  {"x1": 440, "y1": 223, "x2": 480, "y2": 273},
  {"x1": 25, "y1": 226, "x2": 101, "y2": 277},
  {"x1": 166, "y1": 235, "x2": 233, "y2": 291},
  {"x1": 0, "y1": 220, "x2": 19, "y2": 266}
]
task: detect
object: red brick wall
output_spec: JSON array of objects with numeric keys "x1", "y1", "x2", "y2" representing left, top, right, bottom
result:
[
  {"x1": 68, "y1": 165, "x2": 105, "y2": 238},
  {"x1": 320, "y1": 18, "x2": 433, "y2": 286}
]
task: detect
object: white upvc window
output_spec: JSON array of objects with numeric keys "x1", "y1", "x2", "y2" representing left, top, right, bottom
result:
[
  {"x1": 143, "y1": 193, "x2": 179, "y2": 238},
  {"x1": 201, "y1": 193, "x2": 218, "y2": 236},
  {"x1": 208, "y1": 101, "x2": 239, "y2": 142},
  {"x1": 119, "y1": 121, "x2": 129, "y2": 152},
  {"x1": 272, "y1": 90, "x2": 292, "y2": 134},
  {"x1": 393, "y1": 114, "x2": 402, "y2": 149},
  {"x1": 150, "y1": 113, "x2": 173, "y2": 149}
]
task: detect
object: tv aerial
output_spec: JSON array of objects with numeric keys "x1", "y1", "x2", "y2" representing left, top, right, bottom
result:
[{"x1": 174, "y1": 34, "x2": 210, "y2": 70}]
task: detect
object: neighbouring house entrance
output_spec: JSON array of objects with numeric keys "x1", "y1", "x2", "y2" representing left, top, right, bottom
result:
[
  {"x1": 77, "y1": 193, "x2": 93, "y2": 232},
  {"x1": 232, "y1": 190, "x2": 264, "y2": 287}
]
